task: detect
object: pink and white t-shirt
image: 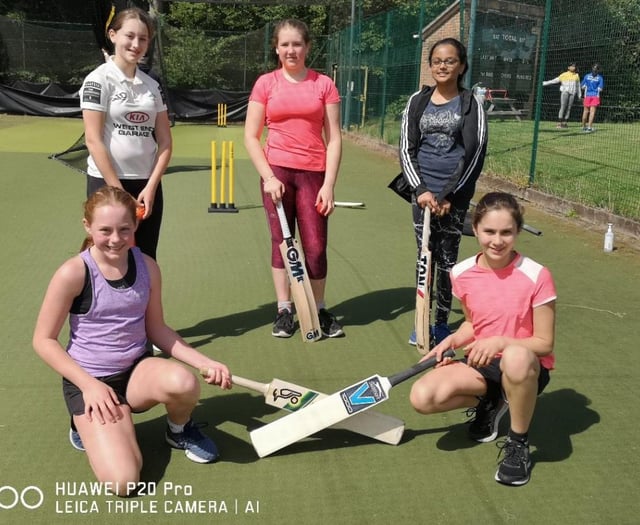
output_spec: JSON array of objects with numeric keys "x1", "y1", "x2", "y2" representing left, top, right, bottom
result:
[
  {"x1": 451, "y1": 252, "x2": 557, "y2": 370},
  {"x1": 249, "y1": 68, "x2": 340, "y2": 171}
]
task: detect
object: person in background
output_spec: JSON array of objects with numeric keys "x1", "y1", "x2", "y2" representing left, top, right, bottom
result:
[
  {"x1": 409, "y1": 192, "x2": 557, "y2": 487},
  {"x1": 33, "y1": 186, "x2": 232, "y2": 496},
  {"x1": 80, "y1": 7, "x2": 172, "y2": 260},
  {"x1": 580, "y1": 63, "x2": 604, "y2": 133},
  {"x1": 543, "y1": 61, "x2": 581, "y2": 129},
  {"x1": 244, "y1": 19, "x2": 344, "y2": 339},
  {"x1": 399, "y1": 37, "x2": 487, "y2": 348}
]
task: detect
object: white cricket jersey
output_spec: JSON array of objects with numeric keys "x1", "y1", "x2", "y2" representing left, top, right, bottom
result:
[{"x1": 80, "y1": 60, "x2": 167, "y2": 180}]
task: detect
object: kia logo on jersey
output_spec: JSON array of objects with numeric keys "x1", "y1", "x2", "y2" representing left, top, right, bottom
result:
[{"x1": 125, "y1": 112, "x2": 150, "y2": 123}]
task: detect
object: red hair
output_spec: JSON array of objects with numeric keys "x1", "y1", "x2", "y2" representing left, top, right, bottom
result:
[{"x1": 81, "y1": 186, "x2": 138, "y2": 251}]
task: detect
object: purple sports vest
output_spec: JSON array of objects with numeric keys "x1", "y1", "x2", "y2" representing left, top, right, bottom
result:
[{"x1": 67, "y1": 247, "x2": 150, "y2": 376}]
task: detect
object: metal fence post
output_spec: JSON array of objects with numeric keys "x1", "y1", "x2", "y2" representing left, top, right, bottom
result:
[{"x1": 528, "y1": 0, "x2": 552, "y2": 186}]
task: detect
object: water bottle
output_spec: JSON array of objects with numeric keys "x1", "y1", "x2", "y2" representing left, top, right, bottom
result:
[{"x1": 603, "y1": 223, "x2": 614, "y2": 253}]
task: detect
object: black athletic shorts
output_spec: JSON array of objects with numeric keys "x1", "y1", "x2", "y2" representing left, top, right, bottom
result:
[
  {"x1": 63, "y1": 351, "x2": 152, "y2": 416},
  {"x1": 462, "y1": 356, "x2": 550, "y2": 395}
]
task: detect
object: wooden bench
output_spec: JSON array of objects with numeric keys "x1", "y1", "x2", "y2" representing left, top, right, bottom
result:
[
  {"x1": 487, "y1": 89, "x2": 524, "y2": 120},
  {"x1": 486, "y1": 96, "x2": 523, "y2": 121}
]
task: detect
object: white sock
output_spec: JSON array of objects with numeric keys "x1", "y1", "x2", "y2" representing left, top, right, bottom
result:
[
  {"x1": 167, "y1": 419, "x2": 185, "y2": 434},
  {"x1": 277, "y1": 301, "x2": 292, "y2": 313}
]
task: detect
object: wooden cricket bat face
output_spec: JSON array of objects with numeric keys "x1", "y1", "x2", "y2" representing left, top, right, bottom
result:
[
  {"x1": 269, "y1": 380, "x2": 320, "y2": 411},
  {"x1": 280, "y1": 239, "x2": 321, "y2": 342},
  {"x1": 281, "y1": 239, "x2": 306, "y2": 283}
]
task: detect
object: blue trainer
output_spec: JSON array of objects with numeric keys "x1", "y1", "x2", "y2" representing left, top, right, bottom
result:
[
  {"x1": 432, "y1": 323, "x2": 451, "y2": 345},
  {"x1": 408, "y1": 330, "x2": 417, "y2": 346},
  {"x1": 166, "y1": 419, "x2": 219, "y2": 463},
  {"x1": 69, "y1": 427, "x2": 85, "y2": 452}
]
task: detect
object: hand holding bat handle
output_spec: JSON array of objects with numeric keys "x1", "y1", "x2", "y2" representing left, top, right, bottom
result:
[
  {"x1": 199, "y1": 369, "x2": 268, "y2": 395},
  {"x1": 198, "y1": 367, "x2": 232, "y2": 389}
]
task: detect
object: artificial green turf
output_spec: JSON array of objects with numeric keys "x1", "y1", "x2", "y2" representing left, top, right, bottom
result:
[{"x1": 1, "y1": 116, "x2": 640, "y2": 524}]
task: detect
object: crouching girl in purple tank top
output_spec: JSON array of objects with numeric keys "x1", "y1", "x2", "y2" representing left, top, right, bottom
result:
[{"x1": 33, "y1": 186, "x2": 232, "y2": 496}]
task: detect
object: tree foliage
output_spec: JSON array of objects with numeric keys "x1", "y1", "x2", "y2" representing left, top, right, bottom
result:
[
  {"x1": 160, "y1": 0, "x2": 433, "y2": 88},
  {"x1": 2, "y1": 0, "x2": 640, "y2": 105}
]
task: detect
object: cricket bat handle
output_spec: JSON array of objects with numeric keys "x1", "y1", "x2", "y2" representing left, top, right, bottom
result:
[
  {"x1": 388, "y1": 349, "x2": 455, "y2": 387},
  {"x1": 199, "y1": 368, "x2": 268, "y2": 396},
  {"x1": 231, "y1": 375, "x2": 269, "y2": 396},
  {"x1": 275, "y1": 201, "x2": 292, "y2": 239}
]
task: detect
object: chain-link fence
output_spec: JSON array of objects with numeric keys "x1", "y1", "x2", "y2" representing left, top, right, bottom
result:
[
  {"x1": 529, "y1": 0, "x2": 640, "y2": 221},
  {"x1": 327, "y1": 5, "x2": 426, "y2": 139},
  {"x1": 0, "y1": 17, "x2": 97, "y2": 87},
  {"x1": 331, "y1": 0, "x2": 640, "y2": 222}
]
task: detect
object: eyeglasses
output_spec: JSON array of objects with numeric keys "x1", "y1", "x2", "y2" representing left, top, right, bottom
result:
[{"x1": 431, "y1": 58, "x2": 459, "y2": 67}]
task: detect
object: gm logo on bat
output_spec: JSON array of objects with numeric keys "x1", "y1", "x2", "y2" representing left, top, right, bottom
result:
[
  {"x1": 285, "y1": 246, "x2": 305, "y2": 282},
  {"x1": 340, "y1": 377, "x2": 387, "y2": 414},
  {"x1": 304, "y1": 329, "x2": 321, "y2": 341}
]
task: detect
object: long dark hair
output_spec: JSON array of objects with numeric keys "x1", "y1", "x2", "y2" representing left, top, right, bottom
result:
[
  {"x1": 428, "y1": 37, "x2": 468, "y2": 90},
  {"x1": 472, "y1": 192, "x2": 524, "y2": 233}
]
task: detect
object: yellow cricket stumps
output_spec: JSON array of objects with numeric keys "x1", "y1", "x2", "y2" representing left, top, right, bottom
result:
[{"x1": 209, "y1": 140, "x2": 238, "y2": 213}]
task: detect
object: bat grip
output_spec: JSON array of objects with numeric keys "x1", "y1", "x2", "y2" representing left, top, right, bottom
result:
[
  {"x1": 422, "y1": 207, "x2": 431, "y2": 246},
  {"x1": 275, "y1": 201, "x2": 292, "y2": 239},
  {"x1": 388, "y1": 349, "x2": 455, "y2": 387}
]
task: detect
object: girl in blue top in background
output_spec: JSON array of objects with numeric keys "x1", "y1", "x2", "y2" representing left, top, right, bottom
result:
[{"x1": 580, "y1": 63, "x2": 604, "y2": 133}]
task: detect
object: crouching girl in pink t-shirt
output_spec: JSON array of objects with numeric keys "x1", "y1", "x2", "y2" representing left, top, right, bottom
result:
[{"x1": 409, "y1": 192, "x2": 557, "y2": 487}]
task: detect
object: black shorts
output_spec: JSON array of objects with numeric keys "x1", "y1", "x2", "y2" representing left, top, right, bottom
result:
[
  {"x1": 63, "y1": 352, "x2": 152, "y2": 416},
  {"x1": 462, "y1": 356, "x2": 550, "y2": 395}
]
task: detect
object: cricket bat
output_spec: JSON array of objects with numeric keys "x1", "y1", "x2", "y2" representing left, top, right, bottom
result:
[
  {"x1": 200, "y1": 370, "x2": 404, "y2": 445},
  {"x1": 275, "y1": 201, "x2": 321, "y2": 342},
  {"x1": 415, "y1": 208, "x2": 432, "y2": 354},
  {"x1": 249, "y1": 350, "x2": 455, "y2": 457}
]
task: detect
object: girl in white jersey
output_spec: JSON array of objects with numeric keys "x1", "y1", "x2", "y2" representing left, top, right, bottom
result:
[
  {"x1": 409, "y1": 192, "x2": 556, "y2": 487},
  {"x1": 33, "y1": 187, "x2": 231, "y2": 496},
  {"x1": 80, "y1": 8, "x2": 172, "y2": 260}
]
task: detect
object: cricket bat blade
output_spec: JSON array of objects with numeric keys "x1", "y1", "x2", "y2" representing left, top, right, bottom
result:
[
  {"x1": 275, "y1": 201, "x2": 321, "y2": 342},
  {"x1": 415, "y1": 208, "x2": 431, "y2": 354},
  {"x1": 201, "y1": 371, "x2": 405, "y2": 446},
  {"x1": 249, "y1": 350, "x2": 454, "y2": 457}
]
